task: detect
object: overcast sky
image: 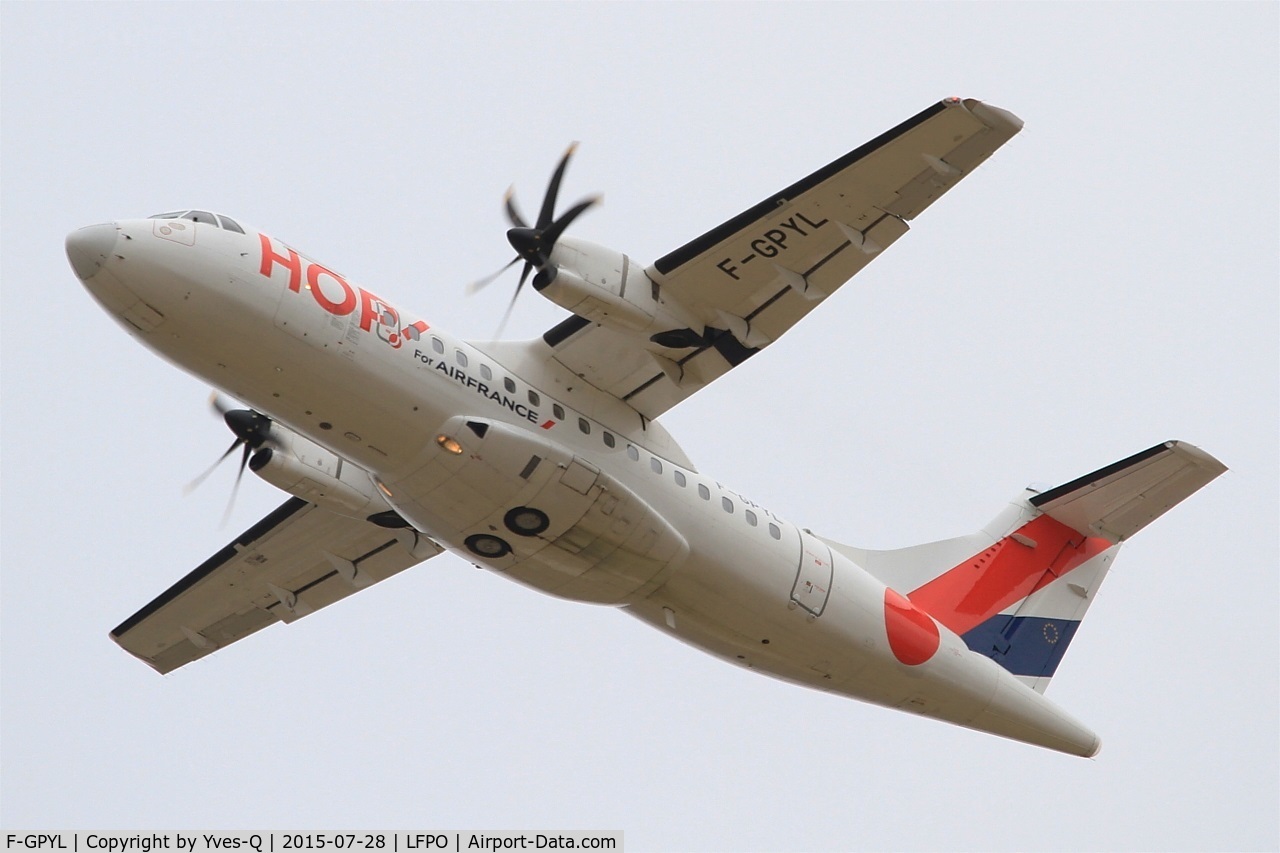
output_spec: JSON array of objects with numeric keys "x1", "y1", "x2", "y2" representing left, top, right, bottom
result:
[{"x1": 2, "y1": 3, "x2": 1276, "y2": 850}]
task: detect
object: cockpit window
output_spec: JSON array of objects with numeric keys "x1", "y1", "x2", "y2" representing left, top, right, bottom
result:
[
  {"x1": 147, "y1": 210, "x2": 245, "y2": 233},
  {"x1": 216, "y1": 214, "x2": 244, "y2": 234}
]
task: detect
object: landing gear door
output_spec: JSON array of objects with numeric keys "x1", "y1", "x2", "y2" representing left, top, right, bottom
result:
[{"x1": 791, "y1": 529, "x2": 834, "y2": 616}]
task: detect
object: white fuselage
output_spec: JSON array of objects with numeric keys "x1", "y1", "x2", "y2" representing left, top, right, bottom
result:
[{"x1": 70, "y1": 216, "x2": 1100, "y2": 756}]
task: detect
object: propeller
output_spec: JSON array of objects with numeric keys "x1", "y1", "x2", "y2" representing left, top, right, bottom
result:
[
  {"x1": 469, "y1": 142, "x2": 601, "y2": 337},
  {"x1": 184, "y1": 393, "x2": 275, "y2": 525}
]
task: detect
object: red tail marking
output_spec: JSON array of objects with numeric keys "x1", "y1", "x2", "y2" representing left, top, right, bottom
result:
[
  {"x1": 908, "y1": 515, "x2": 1110, "y2": 636},
  {"x1": 884, "y1": 588, "x2": 941, "y2": 665}
]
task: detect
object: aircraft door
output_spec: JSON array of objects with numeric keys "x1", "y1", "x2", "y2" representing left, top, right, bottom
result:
[{"x1": 791, "y1": 528, "x2": 834, "y2": 616}]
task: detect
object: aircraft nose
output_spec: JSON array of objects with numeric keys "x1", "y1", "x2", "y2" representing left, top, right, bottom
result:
[{"x1": 65, "y1": 222, "x2": 120, "y2": 282}]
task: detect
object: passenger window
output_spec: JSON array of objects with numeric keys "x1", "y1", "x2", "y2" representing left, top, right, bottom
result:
[
  {"x1": 673, "y1": 470, "x2": 686, "y2": 487},
  {"x1": 698, "y1": 484, "x2": 710, "y2": 500},
  {"x1": 431, "y1": 337, "x2": 444, "y2": 354},
  {"x1": 183, "y1": 210, "x2": 217, "y2": 225},
  {"x1": 650, "y1": 458, "x2": 662, "y2": 474},
  {"x1": 216, "y1": 215, "x2": 245, "y2": 234},
  {"x1": 722, "y1": 497, "x2": 734, "y2": 513},
  {"x1": 578, "y1": 417, "x2": 590, "y2": 434},
  {"x1": 480, "y1": 364, "x2": 493, "y2": 380},
  {"x1": 603, "y1": 432, "x2": 615, "y2": 448},
  {"x1": 626, "y1": 445, "x2": 639, "y2": 461},
  {"x1": 455, "y1": 351, "x2": 468, "y2": 367},
  {"x1": 528, "y1": 390, "x2": 540, "y2": 406},
  {"x1": 504, "y1": 377, "x2": 516, "y2": 393},
  {"x1": 768, "y1": 523, "x2": 781, "y2": 540},
  {"x1": 553, "y1": 404, "x2": 565, "y2": 420},
  {"x1": 745, "y1": 510, "x2": 758, "y2": 527}
]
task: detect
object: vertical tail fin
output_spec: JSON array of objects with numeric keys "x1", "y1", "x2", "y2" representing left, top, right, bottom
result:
[{"x1": 825, "y1": 441, "x2": 1226, "y2": 693}]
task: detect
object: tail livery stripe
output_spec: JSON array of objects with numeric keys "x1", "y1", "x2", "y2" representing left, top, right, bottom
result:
[
  {"x1": 961, "y1": 614, "x2": 1082, "y2": 677},
  {"x1": 907, "y1": 513, "x2": 1110, "y2": 636}
]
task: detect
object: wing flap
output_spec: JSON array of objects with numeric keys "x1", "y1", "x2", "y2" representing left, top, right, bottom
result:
[
  {"x1": 1029, "y1": 441, "x2": 1227, "y2": 543},
  {"x1": 111, "y1": 498, "x2": 443, "y2": 673}
]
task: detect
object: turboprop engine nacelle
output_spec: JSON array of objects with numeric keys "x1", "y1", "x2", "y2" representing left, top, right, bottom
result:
[
  {"x1": 249, "y1": 425, "x2": 395, "y2": 522},
  {"x1": 538, "y1": 237, "x2": 705, "y2": 347}
]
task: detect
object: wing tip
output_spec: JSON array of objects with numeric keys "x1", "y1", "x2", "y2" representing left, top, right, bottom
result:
[
  {"x1": 108, "y1": 629, "x2": 170, "y2": 674},
  {"x1": 962, "y1": 98, "x2": 1025, "y2": 134},
  {"x1": 1165, "y1": 438, "x2": 1229, "y2": 477}
]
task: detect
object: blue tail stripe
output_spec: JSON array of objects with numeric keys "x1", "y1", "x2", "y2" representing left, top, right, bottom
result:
[{"x1": 961, "y1": 615, "x2": 1082, "y2": 678}]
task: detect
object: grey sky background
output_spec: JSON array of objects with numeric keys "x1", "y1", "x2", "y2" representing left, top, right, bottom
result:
[{"x1": 2, "y1": 3, "x2": 1276, "y2": 850}]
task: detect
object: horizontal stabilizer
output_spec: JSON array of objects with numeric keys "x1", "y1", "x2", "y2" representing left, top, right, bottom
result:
[{"x1": 1029, "y1": 441, "x2": 1226, "y2": 544}]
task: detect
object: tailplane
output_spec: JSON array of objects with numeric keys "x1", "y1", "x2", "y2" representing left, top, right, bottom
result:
[{"x1": 825, "y1": 441, "x2": 1225, "y2": 693}]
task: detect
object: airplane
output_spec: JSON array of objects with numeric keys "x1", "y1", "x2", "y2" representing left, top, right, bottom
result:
[{"x1": 66, "y1": 97, "x2": 1225, "y2": 757}]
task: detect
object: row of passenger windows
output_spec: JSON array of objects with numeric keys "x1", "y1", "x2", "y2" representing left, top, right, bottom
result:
[
  {"x1": 430, "y1": 337, "x2": 553, "y2": 409},
  {"x1": 148, "y1": 210, "x2": 245, "y2": 233},
  {"x1": 622, "y1": 421, "x2": 781, "y2": 539},
  {"x1": 431, "y1": 337, "x2": 782, "y2": 541}
]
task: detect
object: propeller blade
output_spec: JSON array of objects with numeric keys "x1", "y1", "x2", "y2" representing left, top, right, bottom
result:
[
  {"x1": 220, "y1": 442, "x2": 253, "y2": 527},
  {"x1": 209, "y1": 391, "x2": 234, "y2": 417},
  {"x1": 536, "y1": 142, "x2": 578, "y2": 230},
  {"x1": 493, "y1": 291, "x2": 520, "y2": 342},
  {"x1": 541, "y1": 195, "x2": 600, "y2": 249},
  {"x1": 467, "y1": 255, "x2": 521, "y2": 295},
  {"x1": 183, "y1": 437, "x2": 242, "y2": 496},
  {"x1": 503, "y1": 187, "x2": 528, "y2": 229},
  {"x1": 492, "y1": 262, "x2": 534, "y2": 341}
]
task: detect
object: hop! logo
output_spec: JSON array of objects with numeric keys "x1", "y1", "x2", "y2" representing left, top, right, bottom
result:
[{"x1": 258, "y1": 233, "x2": 428, "y2": 348}]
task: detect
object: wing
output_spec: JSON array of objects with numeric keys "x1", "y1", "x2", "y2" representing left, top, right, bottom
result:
[
  {"x1": 111, "y1": 498, "x2": 443, "y2": 673},
  {"x1": 533, "y1": 98, "x2": 1023, "y2": 420}
]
